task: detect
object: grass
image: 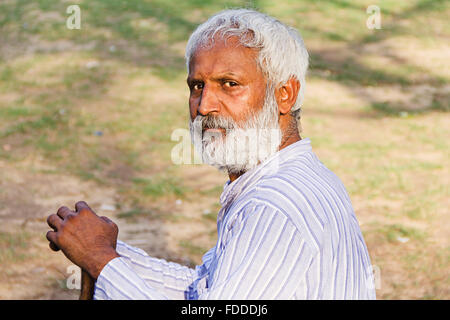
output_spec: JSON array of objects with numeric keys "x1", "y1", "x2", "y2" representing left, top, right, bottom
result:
[
  {"x1": 0, "y1": 231, "x2": 31, "y2": 264},
  {"x1": 0, "y1": 0, "x2": 448, "y2": 299},
  {"x1": 117, "y1": 208, "x2": 155, "y2": 220},
  {"x1": 381, "y1": 224, "x2": 427, "y2": 243},
  {"x1": 179, "y1": 240, "x2": 209, "y2": 256},
  {"x1": 132, "y1": 175, "x2": 189, "y2": 199}
]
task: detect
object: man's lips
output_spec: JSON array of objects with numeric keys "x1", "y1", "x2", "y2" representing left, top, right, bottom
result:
[{"x1": 202, "y1": 128, "x2": 226, "y2": 134}]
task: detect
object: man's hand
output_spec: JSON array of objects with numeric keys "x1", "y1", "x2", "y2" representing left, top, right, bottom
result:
[{"x1": 46, "y1": 201, "x2": 120, "y2": 280}]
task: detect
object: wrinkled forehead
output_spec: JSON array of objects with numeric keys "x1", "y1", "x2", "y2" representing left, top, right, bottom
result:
[{"x1": 188, "y1": 36, "x2": 262, "y2": 78}]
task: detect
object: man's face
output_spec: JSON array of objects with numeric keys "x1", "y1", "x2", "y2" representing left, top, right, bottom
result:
[
  {"x1": 187, "y1": 36, "x2": 267, "y2": 127},
  {"x1": 187, "y1": 36, "x2": 282, "y2": 174}
]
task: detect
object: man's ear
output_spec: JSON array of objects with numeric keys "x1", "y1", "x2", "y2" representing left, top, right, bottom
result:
[{"x1": 274, "y1": 77, "x2": 300, "y2": 115}]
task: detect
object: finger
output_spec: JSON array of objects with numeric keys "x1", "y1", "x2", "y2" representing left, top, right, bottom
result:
[
  {"x1": 56, "y1": 206, "x2": 72, "y2": 220},
  {"x1": 49, "y1": 241, "x2": 60, "y2": 252},
  {"x1": 100, "y1": 216, "x2": 113, "y2": 224},
  {"x1": 47, "y1": 214, "x2": 63, "y2": 230},
  {"x1": 75, "y1": 201, "x2": 94, "y2": 215},
  {"x1": 46, "y1": 230, "x2": 58, "y2": 246}
]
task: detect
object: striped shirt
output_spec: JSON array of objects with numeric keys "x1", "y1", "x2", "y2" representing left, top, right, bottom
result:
[{"x1": 94, "y1": 138, "x2": 376, "y2": 299}]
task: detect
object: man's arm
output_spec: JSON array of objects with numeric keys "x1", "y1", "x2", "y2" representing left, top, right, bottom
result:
[
  {"x1": 98, "y1": 240, "x2": 199, "y2": 299},
  {"x1": 93, "y1": 256, "x2": 172, "y2": 299},
  {"x1": 97, "y1": 204, "x2": 315, "y2": 300},
  {"x1": 93, "y1": 204, "x2": 313, "y2": 300},
  {"x1": 46, "y1": 201, "x2": 199, "y2": 300},
  {"x1": 46, "y1": 201, "x2": 314, "y2": 299}
]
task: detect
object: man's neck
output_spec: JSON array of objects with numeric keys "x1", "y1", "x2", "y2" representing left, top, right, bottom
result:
[
  {"x1": 228, "y1": 171, "x2": 246, "y2": 183},
  {"x1": 228, "y1": 132, "x2": 301, "y2": 183}
]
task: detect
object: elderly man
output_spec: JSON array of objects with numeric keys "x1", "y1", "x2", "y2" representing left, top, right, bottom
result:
[{"x1": 46, "y1": 9, "x2": 376, "y2": 300}]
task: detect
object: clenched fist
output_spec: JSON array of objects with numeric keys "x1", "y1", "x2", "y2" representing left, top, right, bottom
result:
[{"x1": 46, "y1": 201, "x2": 120, "y2": 280}]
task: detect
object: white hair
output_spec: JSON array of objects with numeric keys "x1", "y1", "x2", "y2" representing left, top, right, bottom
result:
[{"x1": 185, "y1": 8, "x2": 309, "y2": 117}]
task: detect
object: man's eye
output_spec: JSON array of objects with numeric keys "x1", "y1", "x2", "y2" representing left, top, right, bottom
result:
[
  {"x1": 224, "y1": 81, "x2": 238, "y2": 88},
  {"x1": 193, "y1": 83, "x2": 203, "y2": 91}
]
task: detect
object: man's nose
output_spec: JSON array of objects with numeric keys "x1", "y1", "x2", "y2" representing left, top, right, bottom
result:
[{"x1": 197, "y1": 84, "x2": 220, "y2": 116}]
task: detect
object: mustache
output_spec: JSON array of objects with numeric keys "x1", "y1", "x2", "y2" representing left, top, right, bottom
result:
[{"x1": 192, "y1": 115, "x2": 236, "y2": 131}]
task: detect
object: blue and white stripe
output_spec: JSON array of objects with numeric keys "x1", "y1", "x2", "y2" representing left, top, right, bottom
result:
[{"x1": 94, "y1": 138, "x2": 376, "y2": 300}]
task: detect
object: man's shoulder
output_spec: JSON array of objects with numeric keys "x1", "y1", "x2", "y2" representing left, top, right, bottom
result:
[
  {"x1": 228, "y1": 150, "x2": 355, "y2": 249},
  {"x1": 254, "y1": 151, "x2": 350, "y2": 214},
  {"x1": 242, "y1": 157, "x2": 352, "y2": 247}
]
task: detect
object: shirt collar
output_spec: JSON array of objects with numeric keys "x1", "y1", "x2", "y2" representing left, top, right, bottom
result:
[{"x1": 219, "y1": 137, "x2": 312, "y2": 211}]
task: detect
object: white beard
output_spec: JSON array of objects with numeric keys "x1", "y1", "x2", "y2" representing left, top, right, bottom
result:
[{"x1": 189, "y1": 88, "x2": 282, "y2": 175}]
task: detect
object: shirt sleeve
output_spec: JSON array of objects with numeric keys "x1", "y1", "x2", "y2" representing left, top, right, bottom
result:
[
  {"x1": 94, "y1": 205, "x2": 316, "y2": 300},
  {"x1": 94, "y1": 240, "x2": 198, "y2": 300},
  {"x1": 93, "y1": 257, "x2": 171, "y2": 299},
  {"x1": 198, "y1": 204, "x2": 315, "y2": 299}
]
